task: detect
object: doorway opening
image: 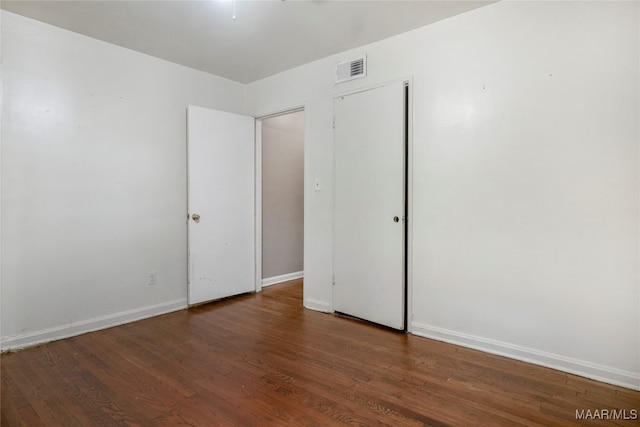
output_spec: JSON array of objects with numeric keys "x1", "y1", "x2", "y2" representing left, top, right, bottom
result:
[{"x1": 257, "y1": 110, "x2": 305, "y2": 290}]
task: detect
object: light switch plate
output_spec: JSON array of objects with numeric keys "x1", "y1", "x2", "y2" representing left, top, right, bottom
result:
[{"x1": 314, "y1": 178, "x2": 321, "y2": 191}]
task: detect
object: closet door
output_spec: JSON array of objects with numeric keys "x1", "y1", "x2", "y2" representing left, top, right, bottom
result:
[{"x1": 333, "y1": 82, "x2": 406, "y2": 330}]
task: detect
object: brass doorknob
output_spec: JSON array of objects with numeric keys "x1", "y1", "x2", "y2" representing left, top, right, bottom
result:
[{"x1": 192, "y1": 213, "x2": 201, "y2": 221}]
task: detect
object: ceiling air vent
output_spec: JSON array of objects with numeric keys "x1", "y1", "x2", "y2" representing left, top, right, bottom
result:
[{"x1": 335, "y1": 55, "x2": 367, "y2": 84}]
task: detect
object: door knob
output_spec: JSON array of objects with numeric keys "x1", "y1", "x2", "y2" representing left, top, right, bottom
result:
[
  {"x1": 393, "y1": 216, "x2": 400, "y2": 223},
  {"x1": 192, "y1": 213, "x2": 200, "y2": 221}
]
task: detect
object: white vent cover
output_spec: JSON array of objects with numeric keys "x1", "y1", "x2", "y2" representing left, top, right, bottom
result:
[{"x1": 335, "y1": 55, "x2": 367, "y2": 84}]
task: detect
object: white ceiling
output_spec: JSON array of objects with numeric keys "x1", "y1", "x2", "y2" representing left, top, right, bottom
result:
[{"x1": 2, "y1": 0, "x2": 493, "y2": 83}]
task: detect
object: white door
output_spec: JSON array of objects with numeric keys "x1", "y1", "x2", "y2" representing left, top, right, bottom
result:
[
  {"x1": 187, "y1": 105, "x2": 255, "y2": 305},
  {"x1": 333, "y1": 82, "x2": 406, "y2": 330}
]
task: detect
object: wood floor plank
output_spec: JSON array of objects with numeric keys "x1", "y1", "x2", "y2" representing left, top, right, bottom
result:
[
  {"x1": 2, "y1": 279, "x2": 638, "y2": 426},
  {"x1": 1, "y1": 372, "x2": 36, "y2": 426},
  {"x1": 2, "y1": 354, "x2": 81, "y2": 426}
]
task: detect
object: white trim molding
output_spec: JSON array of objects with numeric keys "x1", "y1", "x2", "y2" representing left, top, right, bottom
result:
[
  {"x1": 262, "y1": 271, "x2": 304, "y2": 287},
  {"x1": 1, "y1": 299, "x2": 187, "y2": 352},
  {"x1": 411, "y1": 322, "x2": 640, "y2": 391},
  {"x1": 254, "y1": 119, "x2": 263, "y2": 293}
]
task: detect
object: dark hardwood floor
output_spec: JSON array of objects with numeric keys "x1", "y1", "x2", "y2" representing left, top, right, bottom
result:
[{"x1": 2, "y1": 279, "x2": 638, "y2": 426}]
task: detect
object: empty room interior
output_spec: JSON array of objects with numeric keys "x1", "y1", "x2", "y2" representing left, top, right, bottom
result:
[{"x1": 1, "y1": 0, "x2": 639, "y2": 425}]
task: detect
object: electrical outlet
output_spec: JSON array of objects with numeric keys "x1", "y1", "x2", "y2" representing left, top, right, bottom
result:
[{"x1": 148, "y1": 271, "x2": 157, "y2": 286}]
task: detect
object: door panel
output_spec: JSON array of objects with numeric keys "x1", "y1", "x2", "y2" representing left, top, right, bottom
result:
[
  {"x1": 333, "y1": 82, "x2": 406, "y2": 330},
  {"x1": 187, "y1": 105, "x2": 255, "y2": 305}
]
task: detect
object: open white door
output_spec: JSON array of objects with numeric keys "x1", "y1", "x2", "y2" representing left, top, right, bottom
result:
[
  {"x1": 333, "y1": 82, "x2": 406, "y2": 330},
  {"x1": 187, "y1": 105, "x2": 255, "y2": 305}
]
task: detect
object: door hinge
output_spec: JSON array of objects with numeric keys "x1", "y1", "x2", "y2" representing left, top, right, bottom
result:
[
  {"x1": 332, "y1": 273, "x2": 336, "y2": 285},
  {"x1": 332, "y1": 117, "x2": 335, "y2": 129}
]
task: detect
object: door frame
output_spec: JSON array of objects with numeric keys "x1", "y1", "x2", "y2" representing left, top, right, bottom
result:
[
  {"x1": 254, "y1": 106, "x2": 306, "y2": 293},
  {"x1": 331, "y1": 78, "x2": 413, "y2": 332}
]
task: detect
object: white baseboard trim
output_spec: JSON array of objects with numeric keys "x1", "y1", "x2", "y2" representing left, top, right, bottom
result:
[
  {"x1": 411, "y1": 322, "x2": 640, "y2": 391},
  {"x1": 1, "y1": 298, "x2": 188, "y2": 352},
  {"x1": 304, "y1": 298, "x2": 332, "y2": 313},
  {"x1": 262, "y1": 271, "x2": 304, "y2": 287}
]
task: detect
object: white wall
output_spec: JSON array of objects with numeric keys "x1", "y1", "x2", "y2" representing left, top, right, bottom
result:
[
  {"x1": 262, "y1": 112, "x2": 304, "y2": 282},
  {"x1": 246, "y1": 1, "x2": 639, "y2": 389},
  {"x1": 0, "y1": 11, "x2": 246, "y2": 349}
]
